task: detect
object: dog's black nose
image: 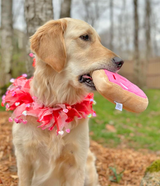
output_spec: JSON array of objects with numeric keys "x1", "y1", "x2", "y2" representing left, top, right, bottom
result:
[{"x1": 112, "y1": 57, "x2": 124, "y2": 69}]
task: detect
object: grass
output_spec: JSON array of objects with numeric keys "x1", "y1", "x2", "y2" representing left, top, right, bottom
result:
[
  {"x1": 90, "y1": 89, "x2": 160, "y2": 151},
  {"x1": 0, "y1": 98, "x2": 5, "y2": 111},
  {"x1": 109, "y1": 166, "x2": 124, "y2": 183}
]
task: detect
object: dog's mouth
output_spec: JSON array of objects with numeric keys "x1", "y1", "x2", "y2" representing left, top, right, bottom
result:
[
  {"x1": 79, "y1": 67, "x2": 117, "y2": 90},
  {"x1": 79, "y1": 74, "x2": 96, "y2": 90}
]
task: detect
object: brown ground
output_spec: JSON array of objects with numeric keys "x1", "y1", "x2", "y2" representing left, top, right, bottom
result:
[{"x1": 0, "y1": 112, "x2": 159, "y2": 186}]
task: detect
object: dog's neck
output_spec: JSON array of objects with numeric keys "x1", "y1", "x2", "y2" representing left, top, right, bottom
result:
[{"x1": 30, "y1": 58, "x2": 87, "y2": 107}]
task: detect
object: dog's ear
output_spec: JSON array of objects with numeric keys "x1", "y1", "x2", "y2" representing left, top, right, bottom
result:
[{"x1": 30, "y1": 19, "x2": 67, "y2": 72}]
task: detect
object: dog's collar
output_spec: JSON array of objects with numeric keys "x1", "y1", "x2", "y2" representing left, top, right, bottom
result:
[{"x1": 2, "y1": 75, "x2": 96, "y2": 135}]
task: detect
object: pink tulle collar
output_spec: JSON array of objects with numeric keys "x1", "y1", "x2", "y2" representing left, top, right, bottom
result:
[{"x1": 2, "y1": 75, "x2": 96, "y2": 135}]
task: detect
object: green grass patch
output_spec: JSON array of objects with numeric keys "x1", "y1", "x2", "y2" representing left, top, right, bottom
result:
[
  {"x1": 0, "y1": 98, "x2": 5, "y2": 111},
  {"x1": 90, "y1": 89, "x2": 160, "y2": 151}
]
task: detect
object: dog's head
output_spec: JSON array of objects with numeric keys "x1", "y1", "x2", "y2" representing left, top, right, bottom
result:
[{"x1": 30, "y1": 18, "x2": 123, "y2": 93}]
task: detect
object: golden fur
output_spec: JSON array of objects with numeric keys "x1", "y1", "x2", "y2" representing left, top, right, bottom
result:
[{"x1": 13, "y1": 18, "x2": 118, "y2": 186}]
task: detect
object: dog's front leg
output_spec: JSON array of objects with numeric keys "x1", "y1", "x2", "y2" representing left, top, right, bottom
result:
[
  {"x1": 16, "y1": 154, "x2": 33, "y2": 186},
  {"x1": 64, "y1": 167, "x2": 86, "y2": 186},
  {"x1": 71, "y1": 169, "x2": 86, "y2": 186},
  {"x1": 84, "y1": 150, "x2": 100, "y2": 186},
  {"x1": 62, "y1": 119, "x2": 89, "y2": 186},
  {"x1": 57, "y1": 144, "x2": 86, "y2": 186}
]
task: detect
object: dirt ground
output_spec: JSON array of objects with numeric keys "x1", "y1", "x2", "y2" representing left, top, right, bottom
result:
[{"x1": 0, "y1": 112, "x2": 159, "y2": 186}]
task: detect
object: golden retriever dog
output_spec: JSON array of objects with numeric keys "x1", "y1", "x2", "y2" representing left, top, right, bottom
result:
[{"x1": 12, "y1": 18, "x2": 123, "y2": 186}]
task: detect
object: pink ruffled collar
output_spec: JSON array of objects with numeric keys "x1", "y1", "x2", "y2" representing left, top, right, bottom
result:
[{"x1": 2, "y1": 75, "x2": 96, "y2": 135}]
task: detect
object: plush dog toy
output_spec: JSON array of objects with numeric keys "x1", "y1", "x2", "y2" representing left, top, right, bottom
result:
[{"x1": 92, "y1": 70, "x2": 148, "y2": 113}]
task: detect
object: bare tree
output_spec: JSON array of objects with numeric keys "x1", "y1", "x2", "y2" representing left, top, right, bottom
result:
[
  {"x1": 24, "y1": 0, "x2": 54, "y2": 77},
  {"x1": 0, "y1": 0, "x2": 13, "y2": 88},
  {"x1": 82, "y1": 0, "x2": 102, "y2": 28},
  {"x1": 121, "y1": 0, "x2": 131, "y2": 58},
  {"x1": 133, "y1": 0, "x2": 141, "y2": 86},
  {"x1": 141, "y1": 0, "x2": 152, "y2": 87},
  {"x1": 152, "y1": 12, "x2": 158, "y2": 56},
  {"x1": 109, "y1": 0, "x2": 114, "y2": 51},
  {"x1": 117, "y1": 0, "x2": 126, "y2": 55},
  {"x1": 124, "y1": 2, "x2": 131, "y2": 54},
  {"x1": 60, "y1": 0, "x2": 72, "y2": 18},
  {"x1": 145, "y1": 0, "x2": 152, "y2": 58},
  {"x1": 82, "y1": 0, "x2": 95, "y2": 26}
]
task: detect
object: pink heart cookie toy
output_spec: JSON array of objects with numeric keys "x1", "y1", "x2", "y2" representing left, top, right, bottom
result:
[{"x1": 92, "y1": 70, "x2": 148, "y2": 113}]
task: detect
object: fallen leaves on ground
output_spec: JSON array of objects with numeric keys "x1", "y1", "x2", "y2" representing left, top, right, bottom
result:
[
  {"x1": 0, "y1": 112, "x2": 17, "y2": 186},
  {"x1": 0, "y1": 112, "x2": 159, "y2": 186},
  {"x1": 90, "y1": 141, "x2": 159, "y2": 186}
]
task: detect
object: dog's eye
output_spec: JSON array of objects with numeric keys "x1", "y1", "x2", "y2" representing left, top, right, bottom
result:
[{"x1": 80, "y1": 35, "x2": 90, "y2": 41}]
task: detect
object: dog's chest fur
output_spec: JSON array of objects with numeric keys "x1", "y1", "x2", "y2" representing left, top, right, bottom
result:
[{"x1": 12, "y1": 117, "x2": 89, "y2": 185}]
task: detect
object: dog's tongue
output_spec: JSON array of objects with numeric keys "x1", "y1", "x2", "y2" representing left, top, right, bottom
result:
[
  {"x1": 92, "y1": 69, "x2": 148, "y2": 113},
  {"x1": 82, "y1": 75, "x2": 92, "y2": 80}
]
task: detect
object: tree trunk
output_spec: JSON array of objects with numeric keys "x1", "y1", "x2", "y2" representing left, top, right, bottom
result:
[
  {"x1": 145, "y1": 0, "x2": 151, "y2": 58},
  {"x1": 109, "y1": 0, "x2": 114, "y2": 51},
  {"x1": 0, "y1": 0, "x2": 13, "y2": 87},
  {"x1": 82, "y1": 0, "x2": 94, "y2": 26},
  {"x1": 24, "y1": 0, "x2": 54, "y2": 77},
  {"x1": 133, "y1": 0, "x2": 141, "y2": 87},
  {"x1": 118, "y1": 0, "x2": 126, "y2": 55},
  {"x1": 60, "y1": 0, "x2": 72, "y2": 18},
  {"x1": 142, "y1": 0, "x2": 151, "y2": 87},
  {"x1": 152, "y1": 13, "x2": 158, "y2": 56}
]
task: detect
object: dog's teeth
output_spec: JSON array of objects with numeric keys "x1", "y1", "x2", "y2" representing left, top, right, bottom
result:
[
  {"x1": 79, "y1": 73, "x2": 95, "y2": 89},
  {"x1": 79, "y1": 76, "x2": 84, "y2": 83}
]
